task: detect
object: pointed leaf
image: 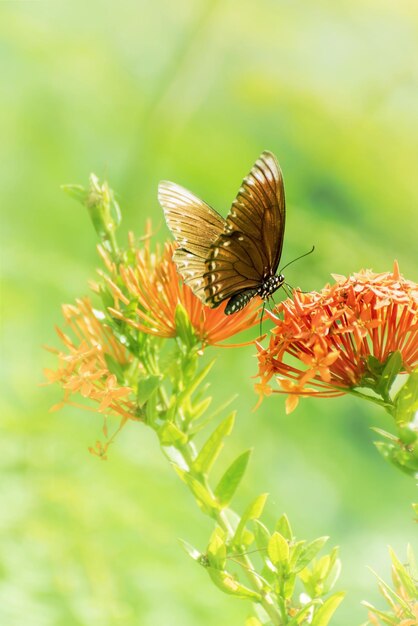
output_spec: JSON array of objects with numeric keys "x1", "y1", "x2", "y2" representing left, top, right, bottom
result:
[
  {"x1": 159, "y1": 421, "x2": 188, "y2": 446},
  {"x1": 388, "y1": 546, "x2": 417, "y2": 597},
  {"x1": 207, "y1": 527, "x2": 227, "y2": 569},
  {"x1": 174, "y1": 467, "x2": 219, "y2": 514},
  {"x1": 289, "y1": 540, "x2": 307, "y2": 570},
  {"x1": 215, "y1": 450, "x2": 251, "y2": 508},
  {"x1": 178, "y1": 539, "x2": 202, "y2": 562},
  {"x1": 253, "y1": 519, "x2": 270, "y2": 555},
  {"x1": 268, "y1": 532, "x2": 289, "y2": 566},
  {"x1": 295, "y1": 537, "x2": 329, "y2": 572},
  {"x1": 276, "y1": 514, "x2": 293, "y2": 541},
  {"x1": 394, "y1": 367, "x2": 418, "y2": 426},
  {"x1": 188, "y1": 396, "x2": 212, "y2": 422},
  {"x1": 137, "y1": 374, "x2": 162, "y2": 408},
  {"x1": 207, "y1": 568, "x2": 262, "y2": 601},
  {"x1": 286, "y1": 600, "x2": 318, "y2": 626},
  {"x1": 104, "y1": 353, "x2": 126, "y2": 384},
  {"x1": 406, "y1": 543, "x2": 418, "y2": 579},
  {"x1": 311, "y1": 592, "x2": 345, "y2": 626},
  {"x1": 283, "y1": 573, "x2": 296, "y2": 599},
  {"x1": 246, "y1": 618, "x2": 262, "y2": 626},
  {"x1": 376, "y1": 350, "x2": 403, "y2": 400},
  {"x1": 193, "y1": 412, "x2": 235, "y2": 475},
  {"x1": 233, "y1": 493, "x2": 269, "y2": 547},
  {"x1": 323, "y1": 549, "x2": 341, "y2": 593},
  {"x1": 175, "y1": 303, "x2": 196, "y2": 349},
  {"x1": 177, "y1": 360, "x2": 215, "y2": 405}
]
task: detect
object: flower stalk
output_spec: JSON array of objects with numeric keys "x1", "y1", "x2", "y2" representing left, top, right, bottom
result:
[{"x1": 46, "y1": 175, "x2": 347, "y2": 625}]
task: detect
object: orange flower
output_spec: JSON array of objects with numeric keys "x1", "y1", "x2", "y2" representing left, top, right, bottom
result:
[
  {"x1": 256, "y1": 262, "x2": 418, "y2": 413},
  {"x1": 44, "y1": 298, "x2": 138, "y2": 457},
  {"x1": 102, "y1": 231, "x2": 261, "y2": 346}
]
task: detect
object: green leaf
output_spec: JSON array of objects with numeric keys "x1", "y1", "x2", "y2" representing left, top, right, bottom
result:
[
  {"x1": 178, "y1": 538, "x2": 202, "y2": 562},
  {"x1": 158, "y1": 421, "x2": 188, "y2": 446},
  {"x1": 145, "y1": 388, "x2": 158, "y2": 426},
  {"x1": 289, "y1": 540, "x2": 306, "y2": 570},
  {"x1": 63, "y1": 175, "x2": 121, "y2": 248},
  {"x1": 322, "y1": 549, "x2": 341, "y2": 594},
  {"x1": 207, "y1": 568, "x2": 262, "y2": 601},
  {"x1": 371, "y1": 427, "x2": 399, "y2": 442},
  {"x1": 406, "y1": 543, "x2": 418, "y2": 579},
  {"x1": 246, "y1": 618, "x2": 262, "y2": 626},
  {"x1": 275, "y1": 514, "x2": 293, "y2": 541},
  {"x1": 375, "y1": 350, "x2": 403, "y2": 400},
  {"x1": 233, "y1": 493, "x2": 269, "y2": 547},
  {"x1": 311, "y1": 592, "x2": 345, "y2": 626},
  {"x1": 177, "y1": 360, "x2": 215, "y2": 406},
  {"x1": 294, "y1": 537, "x2": 329, "y2": 573},
  {"x1": 104, "y1": 353, "x2": 126, "y2": 384},
  {"x1": 368, "y1": 567, "x2": 412, "y2": 614},
  {"x1": 374, "y1": 441, "x2": 418, "y2": 477},
  {"x1": 253, "y1": 519, "x2": 270, "y2": 555},
  {"x1": 388, "y1": 546, "x2": 417, "y2": 597},
  {"x1": 283, "y1": 573, "x2": 296, "y2": 599},
  {"x1": 207, "y1": 527, "x2": 227, "y2": 569},
  {"x1": 361, "y1": 601, "x2": 394, "y2": 622},
  {"x1": 187, "y1": 396, "x2": 212, "y2": 422},
  {"x1": 286, "y1": 600, "x2": 319, "y2": 626},
  {"x1": 215, "y1": 450, "x2": 251, "y2": 508},
  {"x1": 267, "y1": 532, "x2": 289, "y2": 566},
  {"x1": 174, "y1": 467, "x2": 219, "y2": 515},
  {"x1": 394, "y1": 367, "x2": 418, "y2": 426},
  {"x1": 175, "y1": 303, "x2": 197, "y2": 350},
  {"x1": 137, "y1": 374, "x2": 162, "y2": 408},
  {"x1": 367, "y1": 355, "x2": 385, "y2": 376},
  {"x1": 193, "y1": 412, "x2": 235, "y2": 475}
]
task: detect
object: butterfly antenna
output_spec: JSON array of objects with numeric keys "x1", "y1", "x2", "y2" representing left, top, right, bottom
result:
[{"x1": 279, "y1": 245, "x2": 315, "y2": 273}]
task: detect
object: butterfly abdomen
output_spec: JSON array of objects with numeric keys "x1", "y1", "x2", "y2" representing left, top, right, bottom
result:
[{"x1": 225, "y1": 289, "x2": 258, "y2": 315}]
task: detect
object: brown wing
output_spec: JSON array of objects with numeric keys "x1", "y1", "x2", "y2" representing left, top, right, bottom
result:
[
  {"x1": 203, "y1": 151, "x2": 286, "y2": 306},
  {"x1": 158, "y1": 181, "x2": 226, "y2": 302}
]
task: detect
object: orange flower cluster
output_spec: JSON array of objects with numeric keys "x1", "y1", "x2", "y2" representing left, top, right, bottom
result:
[
  {"x1": 256, "y1": 262, "x2": 418, "y2": 413},
  {"x1": 101, "y1": 233, "x2": 261, "y2": 346},
  {"x1": 44, "y1": 298, "x2": 137, "y2": 455}
]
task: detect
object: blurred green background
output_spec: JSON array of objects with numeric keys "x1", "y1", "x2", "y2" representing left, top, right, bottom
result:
[{"x1": 1, "y1": 1, "x2": 417, "y2": 624}]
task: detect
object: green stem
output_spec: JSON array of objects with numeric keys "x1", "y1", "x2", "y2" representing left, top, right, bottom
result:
[
  {"x1": 178, "y1": 440, "x2": 282, "y2": 626},
  {"x1": 142, "y1": 343, "x2": 282, "y2": 625},
  {"x1": 343, "y1": 387, "x2": 394, "y2": 413}
]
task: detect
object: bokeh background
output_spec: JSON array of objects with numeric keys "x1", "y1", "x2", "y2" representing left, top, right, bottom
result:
[{"x1": 1, "y1": 1, "x2": 417, "y2": 625}]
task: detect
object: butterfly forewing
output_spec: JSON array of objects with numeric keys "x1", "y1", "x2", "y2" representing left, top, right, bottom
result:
[
  {"x1": 158, "y1": 181, "x2": 226, "y2": 301},
  {"x1": 203, "y1": 151, "x2": 286, "y2": 307},
  {"x1": 159, "y1": 181, "x2": 226, "y2": 256},
  {"x1": 228, "y1": 151, "x2": 285, "y2": 273}
]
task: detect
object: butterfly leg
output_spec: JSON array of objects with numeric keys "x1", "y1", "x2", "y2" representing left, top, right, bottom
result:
[
  {"x1": 283, "y1": 283, "x2": 293, "y2": 299},
  {"x1": 259, "y1": 302, "x2": 266, "y2": 337},
  {"x1": 285, "y1": 282, "x2": 309, "y2": 295}
]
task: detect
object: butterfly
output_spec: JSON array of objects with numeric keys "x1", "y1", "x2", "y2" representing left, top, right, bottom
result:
[{"x1": 158, "y1": 151, "x2": 286, "y2": 315}]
